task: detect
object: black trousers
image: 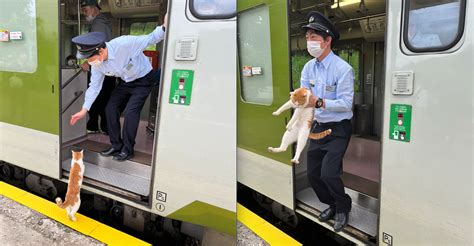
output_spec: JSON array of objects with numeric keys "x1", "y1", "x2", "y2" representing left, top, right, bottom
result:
[
  {"x1": 105, "y1": 71, "x2": 154, "y2": 154},
  {"x1": 87, "y1": 75, "x2": 116, "y2": 133},
  {"x1": 307, "y1": 119, "x2": 352, "y2": 213}
]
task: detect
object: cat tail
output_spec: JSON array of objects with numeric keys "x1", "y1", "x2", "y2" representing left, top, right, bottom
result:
[
  {"x1": 309, "y1": 129, "x2": 332, "y2": 140},
  {"x1": 55, "y1": 197, "x2": 70, "y2": 209}
]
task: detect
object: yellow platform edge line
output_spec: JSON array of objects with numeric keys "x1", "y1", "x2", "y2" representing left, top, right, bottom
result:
[
  {"x1": 237, "y1": 203, "x2": 302, "y2": 246},
  {"x1": 0, "y1": 181, "x2": 150, "y2": 246}
]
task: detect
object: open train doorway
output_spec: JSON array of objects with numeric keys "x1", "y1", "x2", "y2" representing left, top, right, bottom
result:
[
  {"x1": 289, "y1": 0, "x2": 386, "y2": 240},
  {"x1": 59, "y1": 0, "x2": 168, "y2": 203}
]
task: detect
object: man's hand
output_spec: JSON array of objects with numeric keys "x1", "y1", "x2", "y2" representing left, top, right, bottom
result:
[
  {"x1": 70, "y1": 108, "x2": 88, "y2": 125},
  {"x1": 81, "y1": 62, "x2": 90, "y2": 72},
  {"x1": 163, "y1": 13, "x2": 168, "y2": 29},
  {"x1": 308, "y1": 95, "x2": 318, "y2": 108}
]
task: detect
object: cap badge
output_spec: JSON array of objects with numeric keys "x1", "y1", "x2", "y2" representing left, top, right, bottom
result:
[{"x1": 309, "y1": 16, "x2": 315, "y2": 23}]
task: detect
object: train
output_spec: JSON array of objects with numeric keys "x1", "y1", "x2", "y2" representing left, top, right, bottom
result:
[
  {"x1": 237, "y1": 0, "x2": 472, "y2": 244},
  {"x1": 0, "y1": 0, "x2": 236, "y2": 241}
]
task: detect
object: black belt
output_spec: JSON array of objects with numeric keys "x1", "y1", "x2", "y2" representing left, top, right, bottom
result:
[{"x1": 315, "y1": 119, "x2": 350, "y2": 126}]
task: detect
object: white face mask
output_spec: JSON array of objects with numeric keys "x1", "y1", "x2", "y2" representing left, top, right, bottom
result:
[
  {"x1": 86, "y1": 15, "x2": 95, "y2": 22},
  {"x1": 307, "y1": 41, "x2": 325, "y2": 58},
  {"x1": 88, "y1": 58, "x2": 102, "y2": 66}
]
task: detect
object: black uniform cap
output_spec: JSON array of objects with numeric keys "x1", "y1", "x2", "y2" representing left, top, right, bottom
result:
[
  {"x1": 81, "y1": 0, "x2": 101, "y2": 10},
  {"x1": 302, "y1": 11, "x2": 340, "y2": 41},
  {"x1": 72, "y1": 32, "x2": 106, "y2": 59}
]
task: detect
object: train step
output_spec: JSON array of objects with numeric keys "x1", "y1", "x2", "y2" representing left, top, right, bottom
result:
[
  {"x1": 296, "y1": 187, "x2": 378, "y2": 239},
  {"x1": 62, "y1": 149, "x2": 151, "y2": 198}
]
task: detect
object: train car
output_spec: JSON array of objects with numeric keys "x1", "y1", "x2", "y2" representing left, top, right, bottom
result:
[
  {"x1": 0, "y1": 0, "x2": 236, "y2": 239},
  {"x1": 237, "y1": 0, "x2": 472, "y2": 244}
]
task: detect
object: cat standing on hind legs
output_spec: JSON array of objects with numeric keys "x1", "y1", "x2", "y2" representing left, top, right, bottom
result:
[
  {"x1": 268, "y1": 87, "x2": 331, "y2": 164},
  {"x1": 56, "y1": 149, "x2": 85, "y2": 222}
]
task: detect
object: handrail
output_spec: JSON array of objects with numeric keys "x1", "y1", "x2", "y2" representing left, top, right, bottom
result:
[
  {"x1": 62, "y1": 69, "x2": 83, "y2": 89},
  {"x1": 62, "y1": 91, "x2": 83, "y2": 114}
]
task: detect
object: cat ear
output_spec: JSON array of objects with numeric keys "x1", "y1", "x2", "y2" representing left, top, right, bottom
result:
[
  {"x1": 80, "y1": 149, "x2": 84, "y2": 154},
  {"x1": 303, "y1": 92, "x2": 307, "y2": 96},
  {"x1": 290, "y1": 92, "x2": 294, "y2": 95}
]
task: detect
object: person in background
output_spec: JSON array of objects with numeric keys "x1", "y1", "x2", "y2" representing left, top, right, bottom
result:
[{"x1": 80, "y1": 0, "x2": 115, "y2": 135}]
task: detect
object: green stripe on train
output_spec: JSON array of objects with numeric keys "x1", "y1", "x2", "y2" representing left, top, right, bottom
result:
[{"x1": 168, "y1": 201, "x2": 236, "y2": 236}]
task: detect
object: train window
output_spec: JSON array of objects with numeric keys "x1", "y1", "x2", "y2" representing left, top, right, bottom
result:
[
  {"x1": 238, "y1": 5, "x2": 273, "y2": 105},
  {"x1": 0, "y1": 0, "x2": 37, "y2": 73},
  {"x1": 190, "y1": 0, "x2": 236, "y2": 19},
  {"x1": 403, "y1": 0, "x2": 466, "y2": 52},
  {"x1": 337, "y1": 48, "x2": 361, "y2": 92}
]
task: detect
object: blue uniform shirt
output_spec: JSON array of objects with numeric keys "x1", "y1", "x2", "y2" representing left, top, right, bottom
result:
[
  {"x1": 300, "y1": 51, "x2": 354, "y2": 123},
  {"x1": 83, "y1": 26, "x2": 165, "y2": 110}
]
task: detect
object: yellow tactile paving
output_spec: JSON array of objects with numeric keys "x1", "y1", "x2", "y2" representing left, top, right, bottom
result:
[
  {"x1": 0, "y1": 181, "x2": 150, "y2": 246},
  {"x1": 237, "y1": 203, "x2": 302, "y2": 246}
]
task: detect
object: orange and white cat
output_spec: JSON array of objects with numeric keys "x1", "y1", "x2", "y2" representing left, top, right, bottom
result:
[
  {"x1": 268, "y1": 88, "x2": 331, "y2": 164},
  {"x1": 56, "y1": 149, "x2": 84, "y2": 221}
]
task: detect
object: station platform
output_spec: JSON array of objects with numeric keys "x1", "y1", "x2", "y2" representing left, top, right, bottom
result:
[
  {"x1": 0, "y1": 182, "x2": 149, "y2": 246},
  {"x1": 237, "y1": 204, "x2": 301, "y2": 246}
]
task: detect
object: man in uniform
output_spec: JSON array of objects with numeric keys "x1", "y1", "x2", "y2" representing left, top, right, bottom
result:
[
  {"x1": 80, "y1": 0, "x2": 115, "y2": 135},
  {"x1": 70, "y1": 17, "x2": 167, "y2": 161},
  {"x1": 300, "y1": 11, "x2": 354, "y2": 232}
]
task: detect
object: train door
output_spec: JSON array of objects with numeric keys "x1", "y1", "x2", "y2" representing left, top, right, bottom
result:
[
  {"x1": 379, "y1": 0, "x2": 471, "y2": 244},
  {"x1": 237, "y1": 0, "x2": 295, "y2": 209},
  {"x1": 151, "y1": 0, "x2": 237, "y2": 235},
  {"x1": 0, "y1": 0, "x2": 61, "y2": 179}
]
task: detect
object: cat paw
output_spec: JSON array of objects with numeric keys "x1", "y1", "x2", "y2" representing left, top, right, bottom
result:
[
  {"x1": 272, "y1": 111, "x2": 280, "y2": 116},
  {"x1": 71, "y1": 217, "x2": 77, "y2": 222},
  {"x1": 267, "y1": 147, "x2": 275, "y2": 152},
  {"x1": 291, "y1": 158, "x2": 300, "y2": 164}
]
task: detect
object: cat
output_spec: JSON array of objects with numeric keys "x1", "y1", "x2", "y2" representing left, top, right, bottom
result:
[
  {"x1": 56, "y1": 149, "x2": 84, "y2": 222},
  {"x1": 268, "y1": 87, "x2": 332, "y2": 164}
]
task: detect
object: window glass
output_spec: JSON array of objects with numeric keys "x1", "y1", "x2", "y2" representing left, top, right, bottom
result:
[
  {"x1": 238, "y1": 5, "x2": 273, "y2": 105},
  {"x1": 190, "y1": 0, "x2": 236, "y2": 19},
  {"x1": 337, "y1": 48, "x2": 361, "y2": 92},
  {"x1": 0, "y1": 0, "x2": 37, "y2": 73},
  {"x1": 404, "y1": 0, "x2": 466, "y2": 51}
]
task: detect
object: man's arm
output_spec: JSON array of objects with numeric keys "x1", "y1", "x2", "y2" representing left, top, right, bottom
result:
[
  {"x1": 70, "y1": 68, "x2": 105, "y2": 125},
  {"x1": 324, "y1": 67, "x2": 354, "y2": 111},
  {"x1": 128, "y1": 26, "x2": 165, "y2": 57}
]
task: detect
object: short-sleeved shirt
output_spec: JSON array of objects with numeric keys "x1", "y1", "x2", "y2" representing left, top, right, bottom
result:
[
  {"x1": 83, "y1": 26, "x2": 165, "y2": 110},
  {"x1": 300, "y1": 51, "x2": 354, "y2": 123}
]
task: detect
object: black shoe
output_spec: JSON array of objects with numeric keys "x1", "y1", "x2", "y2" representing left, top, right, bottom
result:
[
  {"x1": 334, "y1": 212, "x2": 349, "y2": 232},
  {"x1": 318, "y1": 207, "x2": 336, "y2": 222},
  {"x1": 113, "y1": 152, "x2": 134, "y2": 161},
  {"x1": 100, "y1": 147, "x2": 120, "y2": 157}
]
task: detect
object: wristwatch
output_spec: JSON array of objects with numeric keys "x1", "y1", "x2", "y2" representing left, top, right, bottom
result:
[{"x1": 315, "y1": 98, "x2": 324, "y2": 108}]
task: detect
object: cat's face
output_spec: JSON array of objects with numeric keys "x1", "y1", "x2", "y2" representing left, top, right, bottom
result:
[
  {"x1": 290, "y1": 88, "x2": 309, "y2": 106},
  {"x1": 71, "y1": 149, "x2": 83, "y2": 161}
]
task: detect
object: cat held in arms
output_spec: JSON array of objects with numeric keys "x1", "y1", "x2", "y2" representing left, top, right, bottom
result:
[
  {"x1": 55, "y1": 149, "x2": 84, "y2": 221},
  {"x1": 268, "y1": 87, "x2": 331, "y2": 164}
]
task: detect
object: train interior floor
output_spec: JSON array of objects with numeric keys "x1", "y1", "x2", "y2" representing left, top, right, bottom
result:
[{"x1": 60, "y1": 118, "x2": 154, "y2": 199}]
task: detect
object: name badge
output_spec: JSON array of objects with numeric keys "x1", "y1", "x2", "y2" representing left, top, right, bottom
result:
[
  {"x1": 325, "y1": 85, "x2": 336, "y2": 92},
  {"x1": 126, "y1": 63, "x2": 134, "y2": 71}
]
